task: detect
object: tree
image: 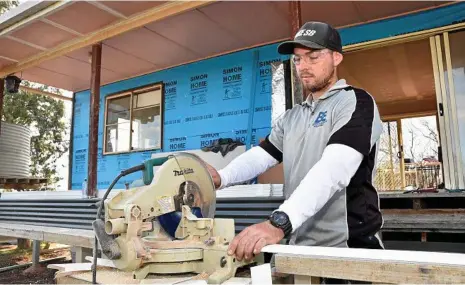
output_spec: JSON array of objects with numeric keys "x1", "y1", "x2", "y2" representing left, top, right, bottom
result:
[
  {"x1": 2, "y1": 83, "x2": 69, "y2": 187},
  {"x1": 417, "y1": 119, "x2": 439, "y2": 157},
  {"x1": 1, "y1": 0, "x2": 67, "y2": 251},
  {"x1": 1, "y1": 1, "x2": 69, "y2": 188},
  {"x1": 404, "y1": 118, "x2": 439, "y2": 162},
  {"x1": 0, "y1": 0, "x2": 18, "y2": 14},
  {"x1": 405, "y1": 121, "x2": 421, "y2": 162}
]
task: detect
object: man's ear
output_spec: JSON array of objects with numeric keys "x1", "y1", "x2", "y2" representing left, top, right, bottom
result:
[{"x1": 333, "y1": 52, "x2": 343, "y2": 67}]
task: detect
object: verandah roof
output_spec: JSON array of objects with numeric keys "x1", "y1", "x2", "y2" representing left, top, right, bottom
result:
[{"x1": 0, "y1": 0, "x2": 453, "y2": 93}]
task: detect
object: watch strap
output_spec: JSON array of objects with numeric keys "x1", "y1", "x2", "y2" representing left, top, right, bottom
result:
[{"x1": 269, "y1": 211, "x2": 292, "y2": 237}]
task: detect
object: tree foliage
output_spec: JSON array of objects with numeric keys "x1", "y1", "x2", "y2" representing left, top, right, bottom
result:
[
  {"x1": 0, "y1": 0, "x2": 18, "y2": 15},
  {"x1": 2, "y1": 83, "x2": 69, "y2": 186},
  {"x1": 1, "y1": 1, "x2": 69, "y2": 188}
]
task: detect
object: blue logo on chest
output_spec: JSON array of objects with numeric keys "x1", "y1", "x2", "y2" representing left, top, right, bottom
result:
[{"x1": 313, "y1": 111, "x2": 327, "y2": 127}]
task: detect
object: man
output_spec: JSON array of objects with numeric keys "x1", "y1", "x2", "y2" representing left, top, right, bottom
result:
[{"x1": 208, "y1": 21, "x2": 384, "y2": 264}]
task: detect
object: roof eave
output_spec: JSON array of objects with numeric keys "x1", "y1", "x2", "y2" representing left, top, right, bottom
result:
[{"x1": 0, "y1": 0, "x2": 57, "y2": 31}]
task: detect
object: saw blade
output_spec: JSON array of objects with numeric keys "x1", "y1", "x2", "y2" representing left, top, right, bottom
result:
[{"x1": 170, "y1": 152, "x2": 216, "y2": 219}]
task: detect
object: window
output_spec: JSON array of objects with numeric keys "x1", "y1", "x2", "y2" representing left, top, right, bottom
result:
[{"x1": 104, "y1": 83, "x2": 163, "y2": 154}]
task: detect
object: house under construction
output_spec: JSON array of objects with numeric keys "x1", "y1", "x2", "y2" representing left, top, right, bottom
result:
[{"x1": 0, "y1": 0, "x2": 464, "y2": 254}]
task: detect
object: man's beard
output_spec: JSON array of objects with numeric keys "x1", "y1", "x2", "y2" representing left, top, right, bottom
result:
[{"x1": 302, "y1": 69, "x2": 334, "y2": 93}]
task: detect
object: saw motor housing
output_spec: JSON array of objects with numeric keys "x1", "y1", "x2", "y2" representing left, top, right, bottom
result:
[{"x1": 97, "y1": 153, "x2": 263, "y2": 283}]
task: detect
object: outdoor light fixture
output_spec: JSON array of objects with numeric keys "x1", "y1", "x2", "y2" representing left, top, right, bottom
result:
[{"x1": 5, "y1": 75, "x2": 22, "y2": 93}]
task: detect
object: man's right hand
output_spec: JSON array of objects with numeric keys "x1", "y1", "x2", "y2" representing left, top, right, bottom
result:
[{"x1": 205, "y1": 163, "x2": 221, "y2": 189}]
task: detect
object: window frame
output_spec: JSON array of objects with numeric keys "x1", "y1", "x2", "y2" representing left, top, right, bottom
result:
[{"x1": 103, "y1": 82, "x2": 164, "y2": 156}]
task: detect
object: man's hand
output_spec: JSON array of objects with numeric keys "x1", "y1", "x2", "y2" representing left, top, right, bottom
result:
[
  {"x1": 205, "y1": 162, "x2": 221, "y2": 189},
  {"x1": 227, "y1": 221, "x2": 284, "y2": 261}
]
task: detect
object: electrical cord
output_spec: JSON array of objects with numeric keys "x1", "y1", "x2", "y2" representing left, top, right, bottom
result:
[{"x1": 92, "y1": 164, "x2": 145, "y2": 284}]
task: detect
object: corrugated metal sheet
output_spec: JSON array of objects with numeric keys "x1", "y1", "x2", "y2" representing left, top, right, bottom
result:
[
  {"x1": 0, "y1": 198, "x2": 99, "y2": 230},
  {"x1": 215, "y1": 184, "x2": 284, "y2": 198},
  {"x1": 216, "y1": 197, "x2": 284, "y2": 233},
  {"x1": 0, "y1": 193, "x2": 284, "y2": 233},
  {"x1": 0, "y1": 122, "x2": 31, "y2": 178}
]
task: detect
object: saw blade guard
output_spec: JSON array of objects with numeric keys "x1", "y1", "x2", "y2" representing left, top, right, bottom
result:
[{"x1": 157, "y1": 152, "x2": 216, "y2": 237}]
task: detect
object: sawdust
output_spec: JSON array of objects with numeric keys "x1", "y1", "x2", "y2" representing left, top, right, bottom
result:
[
  {"x1": 0, "y1": 244, "x2": 70, "y2": 267},
  {"x1": 192, "y1": 271, "x2": 210, "y2": 280},
  {"x1": 0, "y1": 244, "x2": 72, "y2": 284}
]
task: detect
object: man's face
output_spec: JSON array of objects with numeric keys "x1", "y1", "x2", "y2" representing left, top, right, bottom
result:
[{"x1": 292, "y1": 47, "x2": 341, "y2": 93}]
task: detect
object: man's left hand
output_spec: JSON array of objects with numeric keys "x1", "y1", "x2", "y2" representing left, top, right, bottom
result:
[{"x1": 227, "y1": 221, "x2": 284, "y2": 261}]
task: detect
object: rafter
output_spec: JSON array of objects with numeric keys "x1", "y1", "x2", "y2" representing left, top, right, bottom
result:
[
  {"x1": 86, "y1": 1, "x2": 128, "y2": 19},
  {"x1": 0, "y1": 0, "x2": 215, "y2": 78},
  {"x1": 19, "y1": 85, "x2": 72, "y2": 101},
  {"x1": 0, "y1": 1, "x2": 72, "y2": 37}
]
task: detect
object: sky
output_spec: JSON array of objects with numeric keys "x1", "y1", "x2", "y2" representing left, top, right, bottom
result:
[{"x1": 55, "y1": 94, "x2": 73, "y2": 191}]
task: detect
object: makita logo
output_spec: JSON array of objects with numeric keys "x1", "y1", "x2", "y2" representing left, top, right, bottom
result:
[
  {"x1": 296, "y1": 29, "x2": 316, "y2": 37},
  {"x1": 173, "y1": 168, "x2": 194, "y2": 176}
]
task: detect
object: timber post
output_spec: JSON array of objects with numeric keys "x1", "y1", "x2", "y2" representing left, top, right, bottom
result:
[
  {"x1": 87, "y1": 43, "x2": 102, "y2": 198},
  {"x1": 289, "y1": 1, "x2": 302, "y2": 36}
]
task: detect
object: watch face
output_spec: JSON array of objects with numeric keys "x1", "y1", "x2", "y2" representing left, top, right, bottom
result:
[{"x1": 273, "y1": 212, "x2": 288, "y2": 226}]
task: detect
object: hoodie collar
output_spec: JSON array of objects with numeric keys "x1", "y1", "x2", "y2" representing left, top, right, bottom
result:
[{"x1": 302, "y1": 79, "x2": 350, "y2": 107}]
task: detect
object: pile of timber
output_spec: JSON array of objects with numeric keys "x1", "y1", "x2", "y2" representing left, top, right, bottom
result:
[{"x1": 0, "y1": 176, "x2": 48, "y2": 190}]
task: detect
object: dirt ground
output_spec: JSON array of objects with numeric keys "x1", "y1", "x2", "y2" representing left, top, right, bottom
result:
[{"x1": 0, "y1": 241, "x2": 72, "y2": 284}]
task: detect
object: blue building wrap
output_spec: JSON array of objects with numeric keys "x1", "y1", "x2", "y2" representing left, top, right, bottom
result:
[
  {"x1": 70, "y1": 2, "x2": 465, "y2": 190},
  {"x1": 71, "y1": 43, "x2": 288, "y2": 190}
]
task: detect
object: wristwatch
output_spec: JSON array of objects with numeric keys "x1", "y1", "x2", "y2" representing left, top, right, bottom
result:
[{"x1": 268, "y1": 211, "x2": 292, "y2": 238}]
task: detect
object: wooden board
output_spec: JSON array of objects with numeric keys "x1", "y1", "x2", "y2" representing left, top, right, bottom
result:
[
  {"x1": 84, "y1": 256, "x2": 117, "y2": 268},
  {"x1": 49, "y1": 263, "x2": 95, "y2": 272},
  {"x1": 0, "y1": 222, "x2": 43, "y2": 240},
  {"x1": 0, "y1": 222, "x2": 94, "y2": 248},
  {"x1": 55, "y1": 267, "x2": 140, "y2": 284},
  {"x1": 0, "y1": 176, "x2": 48, "y2": 190},
  {"x1": 54, "y1": 266, "x2": 250, "y2": 285},
  {"x1": 379, "y1": 191, "x2": 465, "y2": 198},
  {"x1": 262, "y1": 244, "x2": 465, "y2": 284},
  {"x1": 381, "y1": 212, "x2": 465, "y2": 232}
]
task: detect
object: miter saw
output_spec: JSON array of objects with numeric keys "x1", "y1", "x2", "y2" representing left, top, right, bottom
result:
[{"x1": 91, "y1": 152, "x2": 263, "y2": 284}]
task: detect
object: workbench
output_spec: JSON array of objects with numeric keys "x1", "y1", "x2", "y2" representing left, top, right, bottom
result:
[
  {"x1": 49, "y1": 244, "x2": 465, "y2": 284},
  {"x1": 262, "y1": 244, "x2": 465, "y2": 284},
  {"x1": 49, "y1": 258, "x2": 289, "y2": 285}
]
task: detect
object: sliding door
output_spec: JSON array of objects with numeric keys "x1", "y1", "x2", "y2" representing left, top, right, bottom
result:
[{"x1": 430, "y1": 31, "x2": 465, "y2": 190}]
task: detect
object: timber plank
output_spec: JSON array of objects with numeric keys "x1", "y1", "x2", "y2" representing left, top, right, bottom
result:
[
  {"x1": 274, "y1": 254, "x2": 465, "y2": 284},
  {"x1": 0, "y1": 222, "x2": 94, "y2": 248},
  {"x1": 55, "y1": 267, "x2": 139, "y2": 284},
  {"x1": 382, "y1": 213, "x2": 465, "y2": 231},
  {"x1": 0, "y1": 222, "x2": 43, "y2": 240},
  {"x1": 263, "y1": 245, "x2": 465, "y2": 284},
  {"x1": 48, "y1": 263, "x2": 94, "y2": 272},
  {"x1": 84, "y1": 256, "x2": 116, "y2": 268},
  {"x1": 43, "y1": 226, "x2": 94, "y2": 248}
]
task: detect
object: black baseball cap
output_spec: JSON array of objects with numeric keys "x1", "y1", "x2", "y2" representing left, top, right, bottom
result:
[{"x1": 277, "y1": 21, "x2": 343, "y2": 54}]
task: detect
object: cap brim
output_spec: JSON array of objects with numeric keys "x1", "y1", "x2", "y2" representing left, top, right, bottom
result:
[{"x1": 277, "y1": 40, "x2": 326, "y2": 55}]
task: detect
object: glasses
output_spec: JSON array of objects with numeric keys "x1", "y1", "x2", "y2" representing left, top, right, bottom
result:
[{"x1": 292, "y1": 50, "x2": 330, "y2": 65}]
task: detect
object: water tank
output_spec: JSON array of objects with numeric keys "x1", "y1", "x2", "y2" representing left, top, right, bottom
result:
[{"x1": 0, "y1": 121, "x2": 31, "y2": 178}]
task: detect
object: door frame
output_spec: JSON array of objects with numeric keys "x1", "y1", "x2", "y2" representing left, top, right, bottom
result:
[
  {"x1": 340, "y1": 21, "x2": 465, "y2": 191},
  {"x1": 429, "y1": 31, "x2": 465, "y2": 190}
]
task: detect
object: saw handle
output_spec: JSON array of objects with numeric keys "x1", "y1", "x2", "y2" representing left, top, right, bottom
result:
[{"x1": 143, "y1": 157, "x2": 170, "y2": 185}]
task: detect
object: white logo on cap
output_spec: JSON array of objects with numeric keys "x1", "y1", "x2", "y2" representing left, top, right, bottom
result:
[{"x1": 295, "y1": 29, "x2": 316, "y2": 38}]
